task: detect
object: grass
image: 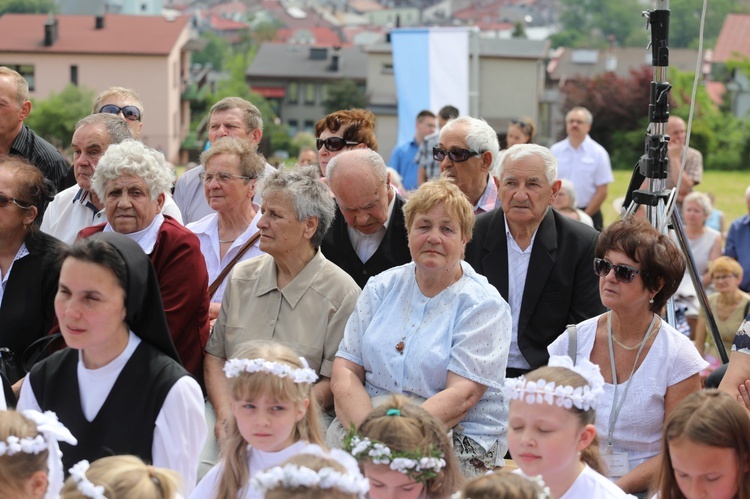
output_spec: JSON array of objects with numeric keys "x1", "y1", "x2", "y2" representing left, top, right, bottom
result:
[{"x1": 601, "y1": 169, "x2": 750, "y2": 229}]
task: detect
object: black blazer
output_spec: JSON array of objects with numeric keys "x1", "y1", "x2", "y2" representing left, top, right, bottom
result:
[
  {"x1": 465, "y1": 207, "x2": 605, "y2": 369},
  {"x1": 0, "y1": 230, "x2": 65, "y2": 372},
  {"x1": 321, "y1": 194, "x2": 411, "y2": 288}
]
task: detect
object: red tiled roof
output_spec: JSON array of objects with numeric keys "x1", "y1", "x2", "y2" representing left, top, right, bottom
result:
[
  {"x1": 275, "y1": 27, "x2": 344, "y2": 46},
  {"x1": 714, "y1": 14, "x2": 750, "y2": 63},
  {"x1": 209, "y1": 1, "x2": 248, "y2": 16},
  {"x1": 208, "y1": 14, "x2": 249, "y2": 31},
  {"x1": 0, "y1": 14, "x2": 190, "y2": 55}
]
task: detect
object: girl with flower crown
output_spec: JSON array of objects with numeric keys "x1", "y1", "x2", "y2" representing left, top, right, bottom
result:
[
  {"x1": 0, "y1": 409, "x2": 77, "y2": 499},
  {"x1": 345, "y1": 395, "x2": 463, "y2": 498},
  {"x1": 191, "y1": 341, "x2": 326, "y2": 499},
  {"x1": 505, "y1": 356, "x2": 635, "y2": 499}
]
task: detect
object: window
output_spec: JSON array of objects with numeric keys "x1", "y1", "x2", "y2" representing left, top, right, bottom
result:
[
  {"x1": 287, "y1": 82, "x2": 299, "y2": 104},
  {"x1": 1, "y1": 64, "x2": 35, "y2": 91},
  {"x1": 304, "y1": 83, "x2": 315, "y2": 105},
  {"x1": 381, "y1": 63, "x2": 394, "y2": 75},
  {"x1": 288, "y1": 119, "x2": 299, "y2": 135},
  {"x1": 320, "y1": 84, "x2": 329, "y2": 103},
  {"x1": 303, "y1": 120, "x2": 314, "y2": 134},
  {"x1": 70, "y1": 65, "x2": 78, "y2": 86}
]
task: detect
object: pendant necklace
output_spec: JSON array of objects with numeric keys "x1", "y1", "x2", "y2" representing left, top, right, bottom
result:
[{"x1": 609, "y1": 312, "x2": 659, "y2": 351}]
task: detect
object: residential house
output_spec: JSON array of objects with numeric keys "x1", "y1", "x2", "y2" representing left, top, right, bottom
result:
[{"x1": 713, "y1": 14, "x2": 750, "y2": 117}]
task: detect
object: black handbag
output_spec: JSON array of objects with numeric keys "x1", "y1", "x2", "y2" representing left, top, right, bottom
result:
[{"x1": 0, "y1": 347, "x2": 23, "y2": 384}]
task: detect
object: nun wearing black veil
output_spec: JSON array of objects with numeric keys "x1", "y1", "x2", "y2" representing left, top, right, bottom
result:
[{"x1": 16, "y1": 233, "x2": 206, "y2": 495}]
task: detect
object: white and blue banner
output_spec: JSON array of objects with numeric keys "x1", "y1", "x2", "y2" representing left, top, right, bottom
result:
[{"x1": 390, "y1": 27, "x2": 470, "y2": 145}]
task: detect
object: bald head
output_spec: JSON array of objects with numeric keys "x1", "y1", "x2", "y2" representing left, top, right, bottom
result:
[
  {"x1": 667, "y1": 116, "x2": 687, "y2": 147},
  {"x1": 327, "y1": 149, "x2": 393, "y2": 235}
]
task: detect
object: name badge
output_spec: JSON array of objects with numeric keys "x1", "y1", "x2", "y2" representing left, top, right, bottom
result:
[{"x1": 602, "y1": 449, "x2": 630, "y2": 478}]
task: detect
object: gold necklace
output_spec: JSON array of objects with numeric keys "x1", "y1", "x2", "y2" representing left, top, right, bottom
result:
[{"x1": 610, "y1": 313, "x2": 658, "y2": 351}]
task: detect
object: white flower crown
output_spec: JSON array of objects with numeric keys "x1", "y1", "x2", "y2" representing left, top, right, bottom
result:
[
  {"x1": 0, "y1": 434, "x2": 46, "y2": 456},
  {"x1": 69, "y1": 460, "x2": 107, "y2": 499},
  {"x1": 346, "y1": 435, "x2": 446, "y2": 482},
  {"x1": 504, "y1": 356, "x2": 605, "y2": 411},
  {"x1": 223, "y1": 357, "x2": 318, "y2": 384}
]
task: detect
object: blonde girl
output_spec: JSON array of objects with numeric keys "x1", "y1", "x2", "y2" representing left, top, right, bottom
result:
[
  {"x1": 191, "y1": 342, "x2": 325, "y2": 498},
  {"x1": 60, "y1": 455, "x2": 180, "y2": 498},
  {"x1": 455, "y1": 472, "x2": 551, "y2": 499},
  {"x1": 345, "y1": 395, "x2": 462, "y2": 499},
  {"x1": 505, "y1": 356, "x2": 633, "y2": 498},
  {"x1": 251, "y1": 445, "x2": 369, "y2": 498},
  {"x1": 657, "y1": 389, "x2": 750, "y2": 499},
  {"x1": 0, "y1": 409, "x2": 77, "y2": 499}
]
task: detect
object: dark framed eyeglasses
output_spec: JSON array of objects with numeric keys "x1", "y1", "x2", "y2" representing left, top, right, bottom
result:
[
  {"x1": 433, "y1": 147, "x2": 482, "y2": 163},
  {"x1": 0, "y1": 193, "x2": 32, "y2": 210},
  {"x1": 198, "y1": 171, "x2": 252, "y2": 185},
  {"x1": 316, "y1": 137, "x2": 359, "y2": 152},
  {"x1": 593, "y1": 258, "x2": 641, "y2": 283},
  {"x1": 98, "y1": 104, "x2": 142, "y2": 122}
]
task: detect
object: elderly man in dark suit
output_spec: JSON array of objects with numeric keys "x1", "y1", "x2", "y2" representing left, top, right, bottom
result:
[
  {"x1": 322, "y1": 148, "x2": 411, "y2": 288},
  {"x1": 465, "y1": 144, "x2": 605, "y2": 377}
]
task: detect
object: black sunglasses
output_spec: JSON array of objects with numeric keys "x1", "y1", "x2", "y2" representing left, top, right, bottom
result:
[
  {"x1": 511, "y1": 118, "x2": 529, "y2": 129},
  {"x1": 316, "y1": 137, "x2": 359, "y2": 152},
  {"x1": 593, "y1": 258, "x2": 641, "y2": 283},
  {"x1": 0, "y1": 193, "x2": 31, "y2": 210},
  {"x1": 433, "y1": 147, "x2": 482, "y2": 163},
  {"x1": 98, "y1": 104, "x2": 142, "y2": 121}
]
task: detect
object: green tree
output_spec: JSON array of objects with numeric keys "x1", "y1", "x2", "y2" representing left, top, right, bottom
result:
[
  {"x1": 322, "y1": 79, "x2": 366, "y2": 115},
  {"x1": 512, "y1": 22, "x2": 527, "y2": 39},
  {"x1": 25, "y1": 84, "x2": 94, "y2": 149},
  {"x1": 0, "y1": 0, "x2": 55, "y2": 15},
  {"x1": 191, "y1": 32, "x2": 229, "y2": 71}
]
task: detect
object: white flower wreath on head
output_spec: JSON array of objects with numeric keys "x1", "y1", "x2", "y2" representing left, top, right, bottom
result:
[
  {"x1": 69, "y1": 460, "x2": 107, "y2": 499},
  {"x1": 449, "y1": 473, "x2": 552, "y2": 499},
  {"x1": 223, "y1": 356, "x2": 318, "y2": 383},
  {"x1": 504, "y1": 355, "x2": 605, "y2": 411},
  {"x1": 250, "y1": 444, "x2": 370, "y2": 497},
  {"x1": 344, "y1": 434, "x2": 446, "y2": 483}
]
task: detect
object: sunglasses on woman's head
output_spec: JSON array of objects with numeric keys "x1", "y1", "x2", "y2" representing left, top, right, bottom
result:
[
  {"x1": 98, "y1": 104, "x2": 142, "y2": 122},
  {"x1": 316, "y1": 137, "x2": 359, "y2": 152},
  {"x1": 432, "y1": 147, "x2": 482, "y2": 163},
  {"x1": 511, "y1": 118, "x2": 529, "y2": 129},
  {"x1": 593, "y1": 258, "x2": 641, "y2": 283},
  {"x1": 0, "y1": 193, "x2": 32, "y2": 210}
]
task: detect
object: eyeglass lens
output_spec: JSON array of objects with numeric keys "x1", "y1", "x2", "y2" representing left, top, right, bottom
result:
[
  {"x1": 316, "y1": 137, "x2": 350, "y2": 152},
  {"x1": 593, "y1": 258, "x2": 639, "y2": 283},
  {"x1": 433, "y1": 147, "x2": 477, "y2": 163},
  {"x1": 99, "y1": 104, "x2": 141, "y2": 121}
]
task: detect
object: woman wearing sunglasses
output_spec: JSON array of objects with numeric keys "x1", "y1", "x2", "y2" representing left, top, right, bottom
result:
[
  {"x1": 93, "y1": 87, "x2": 143, "y2": 138},
  {"x1": 314, "y1": 108, "x2": 377, "y2": 177},
  {"x1": 548, "y1": 216, "x2": 707, "y2": 497}
]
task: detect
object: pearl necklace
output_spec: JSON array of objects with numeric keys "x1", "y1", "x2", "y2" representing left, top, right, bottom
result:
[{"x1": 608, "y1": 312, "x2": 659, "y2": 351}]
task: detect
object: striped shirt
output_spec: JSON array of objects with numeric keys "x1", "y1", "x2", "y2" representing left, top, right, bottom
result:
[{"x1": 10, "y1": 124, "x2": 70, "y2": 192}]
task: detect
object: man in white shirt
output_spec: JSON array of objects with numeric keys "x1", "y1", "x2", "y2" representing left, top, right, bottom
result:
[
  {"x1": 321, "y1": 148, "x2": 411, "y2": 288},
  {"x1": 550, "y1": 106, "x2": 613, "y2": 230},
  {"x1": 40, "y1": 114, "x2": 132, "y2": 244},
  {"x1": 173, "y1": 97, "x2": 275, "y2": 224}
]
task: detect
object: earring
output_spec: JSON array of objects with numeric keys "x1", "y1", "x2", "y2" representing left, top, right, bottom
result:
[{"x1": 649, "y1": 297, "x2": 654, "y2": 304}]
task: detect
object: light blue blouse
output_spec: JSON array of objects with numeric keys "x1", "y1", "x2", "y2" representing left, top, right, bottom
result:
[{"x1": 337, "y1": 261, "x2": 512, "y2": 456}]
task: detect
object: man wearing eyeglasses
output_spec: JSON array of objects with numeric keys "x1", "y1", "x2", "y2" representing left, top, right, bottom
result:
[
  {"x1": 436, "y1": 116, "x2": 501, "y2": 215},
  {"x1": 322, "y1": 148, "x2": 411, "y2": 288},
  {"x1": 550, "y1": 107, "x2": 613, "y2": 230},
  {"x1": 388, "y1": 110, "x2": 436, "y2": 191},
  {"x1": 0, "y1": 67, "x2": 69, "y2": 192},
  {"x1": 416, "y1": 105, "x2": 459, "y2": 186},
  {"x1": 173, "y1": 97, "x2": 276, "y2": 224},
  {"x1": 465, "y1": 144, "x2": 605, "y2": 377}
]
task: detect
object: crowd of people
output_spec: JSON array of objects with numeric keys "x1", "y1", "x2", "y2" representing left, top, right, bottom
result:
[{"x1": 0, "y1": 63, "x2": 749, "y2": 498}]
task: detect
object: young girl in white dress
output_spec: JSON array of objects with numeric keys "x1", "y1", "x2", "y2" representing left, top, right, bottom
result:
[
  {"x1": 505, "y1": 356, "x2": 635, "y2": 499},
  {"x1": 0, "y1": 409, "x2": 77, "y2": 499},
  {"x1": 655, "y1": 389, "x2": 750, "y2": 499},
  {"x1": 191, "y1": 341, "x2": 325, "y2": 499}
]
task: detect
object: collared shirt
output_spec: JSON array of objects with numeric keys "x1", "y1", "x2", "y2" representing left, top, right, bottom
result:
[
  {"x1": 505, "y1": 216, "x2": 538, "y2": 370},
  {"x1": 186, "y1": 206, "x2": 264, "y2": 302},
  {"x1": 474, "y1": 175, "x2": 501, "y2": 214},
  {"x1": 415, "y1": 132, "x2": 441, "y2": 181},
  {"x1": 345, "y1": 191, "x2": 397, "y2": 263},
  {"x1": 206, "y1": 250, "x2": 360, "y2": 378},
  {"x1": 40, "y1": 186, "x2": 106, "y2": 244},
  {"x1": 550, "y1": 135, "x2": 613, "y2": 208},
  {"x1": 10, "y1": 124, "x2": 69, "y2": 192},
  {"x1": 389, "y1": 139, "x2": 420, "y2": 191},
  {"x1": 725, "y1": 214, "x2": 750, "y2": 291},
  {"x1": 336, "y1": 261, "x2": 511, "y2": 458},
  {"x1": 0, "y1": 243, "x2": 29, "y2": 305},
  {"x1": 104, "y1": 213, "x2": 165, "y2": 254}
]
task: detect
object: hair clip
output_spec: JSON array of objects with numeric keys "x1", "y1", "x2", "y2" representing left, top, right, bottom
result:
[
  {"x1": 223, "y1": 357, "x2": 318, "y2": 384},
  {"x1": 69, "y1": 460, "x2": 107, "y2": 499},
  {"x1": 386, "y1": 408, "x2": 401, "y2": 416}
]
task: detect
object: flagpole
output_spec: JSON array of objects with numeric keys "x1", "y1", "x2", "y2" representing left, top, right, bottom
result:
[{"x1": 470, "y1": 26, "x2": 480, "y2": 117}]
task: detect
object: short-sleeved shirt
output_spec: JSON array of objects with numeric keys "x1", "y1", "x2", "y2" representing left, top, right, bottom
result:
[
  {"x1": 415, "y1": 132, "x2": 440, "y2": 181},
  {"x1": 41, "y1": 187, "x2": 106, "y2": 244},
  {"x1": 336, "y1": 261, "x2": 512, "y2": 454},
  {"x1": 550, "y1": 135, "x2": 613, "y2": 208},
  {"x1": 206, "y1": 250, "x2": 360, "y2": 378},
  {"x1": 667, "y1": 147, "x2": 703, "y2": 189}
]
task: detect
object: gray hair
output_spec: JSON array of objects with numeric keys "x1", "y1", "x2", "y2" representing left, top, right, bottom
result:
[
  {"x1": 200, "y1": 136, "x2": 265, "y2": 179},
  {"x1": 566, "y1": 106, "x2": 593, "y2": 125},
  {"x1": 91, "y1": 140, "x2": 175, "y2": 201},
  {"x1": 0, "y1": 66, "x2": 29, "y2": 105},
  {"x1": 210, "y1": 97, "x2": 263, "y2": 133},
  {"x1": 260, "y1": 167, "x2": 335, "y2": 248},
  {"x1": 326, "y1": 148, "x2": 388, "y2": 185},
  {"x1": 75, "y1": 113, "x2": 134, "y2": 144},
  {"x1": 440, "y1": 116, "x2": 500, "y2": 169},
  {"x1": 558, "y1": 178, "x2": 577, "y2": 208},
  {"x1": 683, "y1": 191, "x2": 712, "y2": 217},
  {"x1": 496, "y1": 144, "x2": 558, "y2": 185}
]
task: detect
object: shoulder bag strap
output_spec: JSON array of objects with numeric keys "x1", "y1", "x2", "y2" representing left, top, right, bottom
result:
[
  {"x1": 208, "y1": 231, "x2": 261, "y2": 299},
  {"x1": 566, "y1": 324, "x2": 577, "y2": 365}
]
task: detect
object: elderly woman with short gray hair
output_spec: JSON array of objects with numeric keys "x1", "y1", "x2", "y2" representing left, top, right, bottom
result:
[
  {"x1": 78, "y1": 139, "x2": 210, "y2": 386},
  {"x1": 204, "y1": 167, "x2": 360, "y2": 446}
]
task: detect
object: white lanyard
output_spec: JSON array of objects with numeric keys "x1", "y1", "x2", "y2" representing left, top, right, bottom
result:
[{"x1": 606, "y1": 312, "x2": 658, "y2": 449}]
